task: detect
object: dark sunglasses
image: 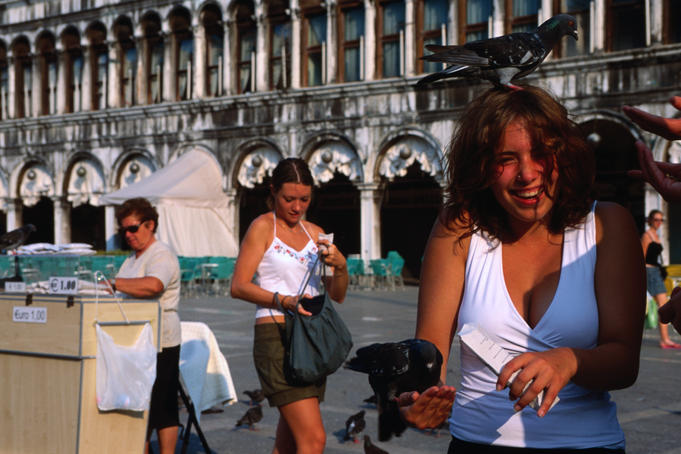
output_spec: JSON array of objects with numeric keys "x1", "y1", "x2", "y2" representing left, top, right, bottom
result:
[{"x1": 119, "y1": 221, "x2": 146, "y2": 235}]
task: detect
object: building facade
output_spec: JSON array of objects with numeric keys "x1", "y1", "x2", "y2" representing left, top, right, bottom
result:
[{"x1": 0, "y1": 0, "x2": 679, "y2": 278}]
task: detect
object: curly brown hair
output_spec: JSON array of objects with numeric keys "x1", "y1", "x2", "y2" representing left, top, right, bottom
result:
[
  {"x1": 442, "y1": 85, "x2": 595, "y2": 241},
  {"x1": 115, "y1": 197, "x2": 159, "y2": 233}
]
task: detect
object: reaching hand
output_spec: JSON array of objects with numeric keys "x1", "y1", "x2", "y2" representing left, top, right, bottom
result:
[
  {"x1": 628, "y1": 141, "x2": 681, "y2": 204},
  {"x1": 397, "y1": 385, "x2": 456, "y2": 430},
  {"x1": 623, "y1": 97, "x2": 681, "y2": 141}
]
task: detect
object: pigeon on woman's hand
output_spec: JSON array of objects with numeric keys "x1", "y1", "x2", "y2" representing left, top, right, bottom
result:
[
  {"x1": 417, "y1": 14, "x2": 578, "y2": 90},
  {"x1": 345, "y1": 338, "x2": 442, "y2": 441}
]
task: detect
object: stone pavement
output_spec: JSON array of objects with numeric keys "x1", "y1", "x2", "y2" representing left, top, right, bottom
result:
[{"x1": 160, "y1": 287, "x2": 681, "y2": 454}]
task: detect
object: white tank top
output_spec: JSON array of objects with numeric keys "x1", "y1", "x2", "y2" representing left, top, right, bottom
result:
[
  {"x1": 253, "y1": 213, "x2": 320, "y2": 319},
  {"x1": 450, "y1": 203, "x2": 625, "y2": 449}
]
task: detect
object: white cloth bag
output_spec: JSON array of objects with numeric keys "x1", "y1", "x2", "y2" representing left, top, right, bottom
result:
[{"x1": 95, "y1": 323, "x2": 157, "y2": 411}]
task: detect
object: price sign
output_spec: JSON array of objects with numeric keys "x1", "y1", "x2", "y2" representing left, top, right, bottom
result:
[
  {"x1": 4, "y1": 281, "x2": 26, "y2": 292},
  {"x1": 48, "y1": 276, "x2": 79, "y2": 295},
  {"x1": 13, "y1": 306, "x2": 47, "y2": 324}
]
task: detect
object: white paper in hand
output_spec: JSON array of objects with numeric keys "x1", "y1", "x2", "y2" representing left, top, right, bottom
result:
[{"x1": 458, "y1": 324, "x2": 559, "y2": 412}]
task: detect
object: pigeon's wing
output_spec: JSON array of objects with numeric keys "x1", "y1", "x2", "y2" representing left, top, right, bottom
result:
[
  {"x1": 422, "y1": 44, "x2": 490, "y2": 66},
  {"x1": 464, "y1": 33, "x2": 547, "y2": 69},
  {"x1": 415, "y1": 65, "x2": 480, "y2": 87},
  {"x1": 0, "y1": 230, "x2": 23, "y2": 250}
]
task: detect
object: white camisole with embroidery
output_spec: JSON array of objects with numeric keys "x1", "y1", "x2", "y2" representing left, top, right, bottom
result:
[{"x1": 254, "y1": 212, "x2": 320, "y2": 319}]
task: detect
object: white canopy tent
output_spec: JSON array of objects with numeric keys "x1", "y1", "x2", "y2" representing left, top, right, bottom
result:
[{"x1": 101, "y1": 149, "x2": 237, "y2": 257}]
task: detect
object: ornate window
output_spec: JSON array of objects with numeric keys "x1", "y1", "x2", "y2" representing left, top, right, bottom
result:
[
  {"x1": 269, "y1": 0, "x2": 291, "y2": 90},
  {"x1": 303, "y1": 6, "x2": 327, "y2": 86},
  {"x1": 235, "y1": 1, "x2": 256, "y2": 93},
  {"x1": 142, "y1": 12, "x2": 164, "y2": 104},
  {"x1": 87, "y1": 23, "x2": 108, "y2": 110},
  {"x1": 663, "y1": 0, "x2": 681, "y2": 44},
  {"x1": 507, "y1": 0, "x2": 538, "y2": 33},
  {"x1": 554, "y1": 0, "x2": 590, "y2": 57},
  {"x1": 338, "y1": 2, "x2": 364, "y2": 82},
  {"x1": 114, "y1": 16, "x2": 136, "y2": 106},
  {"x1": 62, "y1": 28, "x2": 83, "y2": 113},
  {"x1": 459, "y1": 0, "x2": 492, "y2": 43},
  {"x1": 418, "y1": 0, "x2": 448, "y2": 74},
  {"x1": 170, "y1": 7, "x2": 193, "y2": 101},
  {"x1": 377, "y1": 0, "x2": 404, "y2": 78},
  {"x1": 606, "y1": 0, "x2": 645, "y2": 51},
  {"x1": 202, "y1": 5, "x2": 224, "y2": 97},
  {"x1": 12, "y1": 38, "x2": 32, "y2": 118},
  {"x1": 37, "y1": 33, "x2": 58, "y2": 115}
]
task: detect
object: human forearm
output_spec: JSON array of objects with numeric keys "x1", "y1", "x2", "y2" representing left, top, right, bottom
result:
[
  {"x1": 570, "y1": 342, "x2": 640, "y2": 391},
  {"x1": 114, "y1": 276, "x2": 164, "y2": 298},
  {"x1": 326, "y1": 264, "x2": 348, "y2": 303}
]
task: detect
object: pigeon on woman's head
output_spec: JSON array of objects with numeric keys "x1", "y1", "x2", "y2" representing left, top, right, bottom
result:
[
  {"x1": 417, "y1": 14, "x2": 578, "y2": 90},
  {"x1": 345, "y1": 338, "x2": 442, "y2": 441}
]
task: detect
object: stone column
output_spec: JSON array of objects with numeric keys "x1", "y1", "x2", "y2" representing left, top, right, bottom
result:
[
  {"x1": 6, "y1": 199, "x2": 21, "y2": 230},
  {"x1": 136, "y1": 35, "x2": 147, "y2": 104},
  {"x1": 105, "y1": 205, "x2": 117, "y2": 250},
  {"x1": 163, "y1": 32, "x2": 173, "y2": 102},
  {"x1": 7, "y1": 55, "x2": 15, "y2": 119},
  {"x1": 81, "y1": 45, "x2": 92, "y2": 111},
  {"x1": 30, "y1": 56, "x2": 39, "y2": 116},
  {"x1": 290, "y1": 6, "x2": 302, "y2": 88},
  {"x1": 649, "y1": 0, "x2": 662, "y2": 45},
  {"x1": 225, "y1": 188, "x2": 239, "y2": 251},
  {"x1": 57, "y1": 49, "x2": 67, "y2": 113},
  {"x1": 492, "y1": 0, "x2": 505, "y2": 36},
  {"x1": 194, "y1": 24, "x2": 207, "y2": 98},
  {"x1": 256, "y1": 5, "x2": 268, "y2": 91},
  {"x1": 108, "y1": 41, "x2": 118, "y2": 108},
  {"x1": 363, "y1": 0, "x2": 376, "y2": 80},
  {"x1": 404, "y1": 0, "x2": 415, "y2": 76},
  {"x1": 52, "y1": 196, "x2": 71, "y2": 245},
  {"x1": 326, "y1": 1, "x2": 338, "y2": 83},
  {"x1": 359, "y1": 183, "x2": 382, "y2": 265},
  {"x1": 223, "y1": 21, "x2": 233, "y2": 95},
  {"x1": 592, "y1": 0, "x2": 605, "y2": 52}
]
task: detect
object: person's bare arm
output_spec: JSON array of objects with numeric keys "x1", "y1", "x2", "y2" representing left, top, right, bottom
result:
[
  {"x1": 623, "y1": 96, "x2": 681, "y2": 141},
  {"x1": 115, "y1": 276, "x2": 164, "y2": 298}
]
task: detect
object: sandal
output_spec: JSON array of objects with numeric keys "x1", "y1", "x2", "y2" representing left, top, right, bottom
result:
[{"x1": 660, "y1": 341, "x2": 681, "y2": 350}]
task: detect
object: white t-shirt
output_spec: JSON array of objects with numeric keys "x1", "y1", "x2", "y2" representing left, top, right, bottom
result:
[{"x1": 116, "y1": 240, "x2": 181, "y2": 348}]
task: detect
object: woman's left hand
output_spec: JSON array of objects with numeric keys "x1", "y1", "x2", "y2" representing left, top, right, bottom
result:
[
  {"x1": 497, "y1": 347, "x2": 577, "y2": 417},
  {"x1": 318, "y1": 240, "x2": 347, "y2": 271},
  {"x1": 397, "y1": 385, "x2": 456, "y2": 429}
]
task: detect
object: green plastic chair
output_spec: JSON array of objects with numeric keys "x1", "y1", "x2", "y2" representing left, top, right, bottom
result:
[
  {"x1": 370, "y1": 259, "x2": 393, "y2": 290},
  {"x1": 0, "y1": 255, "x2": 14, "y2": 278},
  {"x1": 204, "y1": 256, "x2": 236, "y2": 295},
  {"x1": 386, "y1": 251, "x2": 405, "y2": 290},
  {"x1": 346, "y1": 257, "x2": 365, "y2": 290}
]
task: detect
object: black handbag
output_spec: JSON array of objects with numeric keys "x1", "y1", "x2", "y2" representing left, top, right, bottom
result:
[{"x1": 275, "y1": 254, "x2": 353, "y2": 385}]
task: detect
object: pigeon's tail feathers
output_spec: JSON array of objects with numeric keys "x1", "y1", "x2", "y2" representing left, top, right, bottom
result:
[
  {"x1": 378, "y1": 399, "x2": 407, "y2": 442},
  {"x1": 344, "y1": 355, "x2": 372, "y2": 374},
  {"x1": 416, "y1": 65, "x2": 473, "y2": 87}
]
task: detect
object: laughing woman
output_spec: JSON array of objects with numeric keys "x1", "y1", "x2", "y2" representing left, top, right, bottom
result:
[{"x1": 400, "y1": 86, "x2": 646, "y2": 452}]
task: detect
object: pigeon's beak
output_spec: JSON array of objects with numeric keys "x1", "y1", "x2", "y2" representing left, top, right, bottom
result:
[{"x1": 570, "y1": 29, "x2": 578, "y2": 41}]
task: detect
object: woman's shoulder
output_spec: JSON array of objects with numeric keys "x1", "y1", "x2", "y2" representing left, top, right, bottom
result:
[
  {"x1": 594, "y1": 201, "x2": 638, "y2": 241},
  {"x1": 302, "y1": 220, "x2": 324, "y2": 239}
]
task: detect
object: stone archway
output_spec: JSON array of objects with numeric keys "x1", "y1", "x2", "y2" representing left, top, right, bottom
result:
[
  {"x1": 65, "y1": 157, "x2": 106, "y2": 249},
  {"x1": 19, "y1": 163, "x2": 55, "y2": 244}
]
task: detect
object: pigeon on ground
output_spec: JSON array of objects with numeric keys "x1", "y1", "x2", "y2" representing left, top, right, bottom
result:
[
  {"x1": 364, "y1": 394, "x2": 377, "y2": 405},
  {"x1": 364, "y1": 435, "x2": 389, "y2": 454},
  {"x1": 345, "y1": 338, "x2": 443, "y2": 442},
  {"x1": 417, "y1": 14, "x2": 578, "y2": 90},
  {"x1": 0, "y1": 224, "x2": 36, "y2": 252},
  {"x1": 344, "y1": 410, "x2": 366, "y2": 443},
  {"x1": 235, "y1": 405, "x2": 263, "y2": 430},
  {"x1": 243, "y1": 388, "x2": 265, "y2": 406}
]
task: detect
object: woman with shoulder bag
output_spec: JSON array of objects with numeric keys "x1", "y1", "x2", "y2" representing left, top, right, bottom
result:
[
  {"x1": 231, "y1": 157, "x2": 349, "y2": 454},
  {"x1": 641, "y1": 209, "x2": 681, "y2": 349}
]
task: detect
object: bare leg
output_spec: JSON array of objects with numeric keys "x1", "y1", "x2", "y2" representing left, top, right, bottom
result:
[
  {"x1": 144, "y1": 426, "x2": 179, "y2": 454},
  {"x1": 273, "y1": 397, "x2": 325, "y2": 454},
  {"x1": 655, "y1": 293, "x2": 681, "y2": 347}
]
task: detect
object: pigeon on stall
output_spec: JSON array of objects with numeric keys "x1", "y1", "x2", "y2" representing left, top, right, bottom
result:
[
  {"x1": 417, "y1": 14, "x2": 578, "y2": 90},
  {"x1": 235, "y1": 405, "x2": 263, "y2": 430},
  {"x1": 243, "y1": 388, "x2": 265, "y2": 406},
  {"x1": 0, "y1": 224, "x2": 36, "y2": 252},
  {"x1": 344, "y1": 410, "x2": 366, "y2": 443},
  {"x1": 345, "y1": 338, "x2": 443, "y2": 442},
  {"x1": 364, "y1": 435, "x2": 389, "y2": 454}
]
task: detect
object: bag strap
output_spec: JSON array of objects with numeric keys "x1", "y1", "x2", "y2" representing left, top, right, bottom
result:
[{"x1": 93, "y1": 270, "x2": 130, "y2": 325}]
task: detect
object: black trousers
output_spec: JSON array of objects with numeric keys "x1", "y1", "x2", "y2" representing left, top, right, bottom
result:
[{"x1": 448, "y1": 436, "x2": 625, "y2": 454}]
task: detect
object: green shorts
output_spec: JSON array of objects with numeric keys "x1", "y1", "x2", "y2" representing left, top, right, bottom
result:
[{"x1": 253, "y1": 323, "x2": 326, "y2": 407}]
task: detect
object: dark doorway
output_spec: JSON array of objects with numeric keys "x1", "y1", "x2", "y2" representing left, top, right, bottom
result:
[
  {"x1": 0, "y1": 212, "x2": 6, "y2": 235},
  {"x1": 307, "y1": 173, "x2": 360, "y2": 256},
  {"x1": 580, "y1": 120, "x2": 645, "y2": 232},
  {"x1": 239, "y1": 179, "x2": 271, "y2": 243},
  {"x1": 380, "y1": 163, "x2": 442, "y2": 282},
  {"x1": 22, "y1": 196, "x2": 54, "y2": 244},
  {"x1": 71, "y1": 203, "x2": 105, "y2": 250}
]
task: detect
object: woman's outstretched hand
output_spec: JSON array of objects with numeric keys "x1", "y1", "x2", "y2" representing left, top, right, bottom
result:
[{"x1": 397, "y1": 385, "x2": 456, "y2": 430}]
